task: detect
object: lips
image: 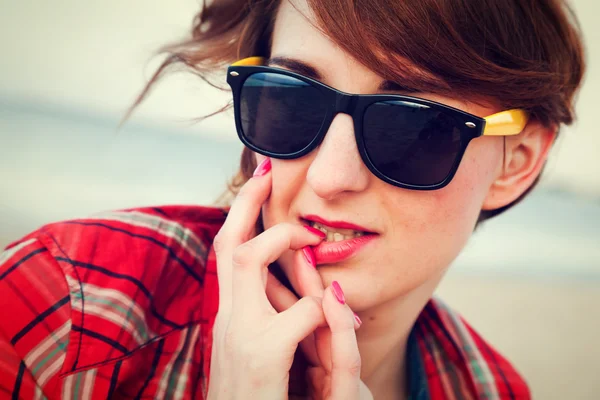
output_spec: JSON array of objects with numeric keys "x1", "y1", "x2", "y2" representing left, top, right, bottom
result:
[
  {"x1": 311, "y1": 235, "x2": 377, "y2": 264},
  {"x1": 301, "y1": 214, "x2": 379, "y2": 264},
  {"x1": 301, "y1": 214, "x2": 375, "y2": 234}
]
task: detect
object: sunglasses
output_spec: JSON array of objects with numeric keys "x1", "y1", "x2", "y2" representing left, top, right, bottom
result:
[{"x1": 227, "y1": 56, "x2": 528, "y2": 190}]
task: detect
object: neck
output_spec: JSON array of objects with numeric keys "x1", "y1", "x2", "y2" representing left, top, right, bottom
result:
[{"x1": 355, "y1": 275, "x2": 443, "y2": 399}]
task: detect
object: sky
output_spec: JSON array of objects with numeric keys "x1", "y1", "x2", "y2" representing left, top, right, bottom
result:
[{"x1": 0, "y1": 0, "x2": 599, "y2": 198}]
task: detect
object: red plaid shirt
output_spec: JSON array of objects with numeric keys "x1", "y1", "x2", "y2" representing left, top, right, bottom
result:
[{"x1": 0, "y1": 205, "x2": 530, "y2": 399}]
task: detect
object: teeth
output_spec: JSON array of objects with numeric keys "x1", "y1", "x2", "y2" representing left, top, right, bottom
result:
[{"x1": 310, "y1": 221, "x2": 365, "y2": 242}]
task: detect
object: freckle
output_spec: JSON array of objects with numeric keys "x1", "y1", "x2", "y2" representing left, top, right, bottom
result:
[{"x1": 369, "y1": 316, "x2": 376, "y2": 321}]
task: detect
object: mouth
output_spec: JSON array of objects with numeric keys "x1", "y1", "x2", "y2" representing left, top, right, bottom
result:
[
  {"x1": 301, "y1": 215, "x2": 379, "y2": 264},
  {"x1": 306, "y1": 220, "x2": 368, "y2": 241},
  {"x1": 302, "y1": 214, "x2": 376, "y2": 239}
]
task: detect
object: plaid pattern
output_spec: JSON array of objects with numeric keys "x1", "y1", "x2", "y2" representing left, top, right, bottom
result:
[{"x1": 0, "y1": 205, "x2": 530, "y2": 399}]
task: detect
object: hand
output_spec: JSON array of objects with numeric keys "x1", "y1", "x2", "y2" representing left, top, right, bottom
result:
[
  {"x1": 307, "y1": 284, "x2": 373, "y2": 400},
  {"x1": 267, "y1": 254, "x2": 373, "y2": 399},
  {"x1": 207, "y1": 158, "x2": 328, "y2": 400}
]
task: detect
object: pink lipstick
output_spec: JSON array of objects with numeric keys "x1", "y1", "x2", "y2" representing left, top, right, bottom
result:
[
  {"x1": 312, "y1": 235, "x2": 377, "y2": 264},
  {"x1": 301, "y1": 214, "x2": 379, "y2": 265}
]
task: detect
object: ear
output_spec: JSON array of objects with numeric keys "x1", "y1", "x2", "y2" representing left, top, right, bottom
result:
[{"x1": 482, "y1": 121, "x2": 557, "y2": 210}]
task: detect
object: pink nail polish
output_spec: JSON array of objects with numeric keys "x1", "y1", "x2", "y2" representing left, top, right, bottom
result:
[
  {"x1": 304, "y1": 225, "x2": 326, "y2": 239},
  {"x1": 354, "y1": 313, "x2": 362, "y2": 326},
  {"x1": 302, "y1": 247, "x2": 316, "y2": 268},
  {"x1": 331, "y1": 281, "x2": 345, "y2": 304},
  {"x1": 253, "y1": 158, "x2": 271, "y2": 177}
]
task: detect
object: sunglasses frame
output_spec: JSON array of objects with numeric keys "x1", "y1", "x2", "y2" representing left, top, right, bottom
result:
[{"x1": 227, "y1": 57, "x2": 528, "y2": 190}]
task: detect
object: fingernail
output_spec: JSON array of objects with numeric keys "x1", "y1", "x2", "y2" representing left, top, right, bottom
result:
[
  {"x1": 303, "y1": 225, "x2": 326, "y2": 239},
  {"x1": 331, "y1": 281, "x2": 345, "y2": 304},
  {"x1": 354, "y1": 313, "x2": 362, "y2": 326},
  {"x1": 302, "y1": 247, "x2": 316, "y2": 268},
  {"x1": 253, "y1": 158, "x2": 271, "y2": 177}
]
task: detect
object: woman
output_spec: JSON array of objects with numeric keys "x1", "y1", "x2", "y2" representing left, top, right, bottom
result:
[{"x1": 0, "y1": 0, "x2": 584, "y2": 398}]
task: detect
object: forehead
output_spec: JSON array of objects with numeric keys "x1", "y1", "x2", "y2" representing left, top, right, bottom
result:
[
  {"x1": 270, "y1": 0, "x2": 497, "y2": 117},
  {"x1": 271, "y1": 0, "x2": 384, "y2": 91}
]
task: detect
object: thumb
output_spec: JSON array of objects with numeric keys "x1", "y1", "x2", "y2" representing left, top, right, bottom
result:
[{"x1": 322, "y1": 281, "x2": 362, "y2": 400}]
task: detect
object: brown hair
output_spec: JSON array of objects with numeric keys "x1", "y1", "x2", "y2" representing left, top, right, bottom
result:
[{"x1": 127, "y1": 0, "x2": 585, "y2": 222}]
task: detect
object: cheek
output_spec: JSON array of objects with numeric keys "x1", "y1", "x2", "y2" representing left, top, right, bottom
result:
[
  {"x1": 260, "y1": 157, "x2": 307, "y2": 230},
  {"x1": 423, "y1": 139, "x2": 502, "y2": 233},
  {"x1": 259, "y1": 157, "x2": 312, "y2": 288},
  {"x1": 379, "y1": 139, "x2": 502, "y2": 281}
]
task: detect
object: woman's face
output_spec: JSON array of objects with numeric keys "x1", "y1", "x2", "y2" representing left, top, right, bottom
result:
[{"x1": 260, "y1": 0, "x2": 505, "y2": 312}]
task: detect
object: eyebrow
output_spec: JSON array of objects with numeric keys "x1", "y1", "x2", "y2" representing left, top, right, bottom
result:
[{"x1": 267, "y1": 56, "x2": 419, "y2": 94}]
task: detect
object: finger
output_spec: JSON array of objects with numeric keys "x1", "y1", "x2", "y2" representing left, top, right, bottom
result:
[
  {"x1": 219, "y1": 157, "x2": 272, "y2": 246},
  {"x1": 265, "y1": 270, "x2": 298, "y2": 312},
  {"x1": 266, "y1": 271, "x2": 321, "y2": 365},
  {"x1": 306, "y1": 367, "x2": 327, "y2": 397},
  {"x1": 290, "y1": 246, "x2": 360, "y2": 329},
  {"x1": 273, "y1": 295, "x2": 326, "y2": 346},
  {"x1": 214, "y1": 157, "x2": 272, "y2": 311},
  {"x1": 299, "y1": 333, "x2": 320, "y2": 368},
  {"x1": 232, "y1": 224, "x2": 324, "y2": 316},
  {"x1": 288, "y1": 248, "x2": 330, "y2": 365},
  {"x1": 291, "y1": 246, "x2": 325, "y2": 298},
  {"x1": 322, "y1": 281, "x2": 362, "y2": 400},
  {"x1": 289, "y1": 247, "x2": 359, "y2": 330},
  {"x1": 359, "y1": 380, "x2": 374, "y2": 400}
]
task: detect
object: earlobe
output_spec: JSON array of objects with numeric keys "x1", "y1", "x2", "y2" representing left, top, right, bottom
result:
[{"x1": 482, "y1": 122, "x2": 557, "y2": 211}]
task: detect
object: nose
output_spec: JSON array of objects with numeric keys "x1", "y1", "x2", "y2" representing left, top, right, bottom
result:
[{"x1": 306, "y1": 113, "x2": 371, "y2": 200}]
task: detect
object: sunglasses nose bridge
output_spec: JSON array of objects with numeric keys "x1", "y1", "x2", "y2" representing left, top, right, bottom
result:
[{"x1": 333, "y1": 92, "x2": 357, "y2": 115}]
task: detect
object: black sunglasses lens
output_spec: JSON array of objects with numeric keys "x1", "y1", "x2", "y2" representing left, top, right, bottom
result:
[
  {"x1": 239, "y1": 72, "x2": 328, "y2": 155},
  {"x1": 363, "y1": 101, "x2": 463, "y2": 186}
]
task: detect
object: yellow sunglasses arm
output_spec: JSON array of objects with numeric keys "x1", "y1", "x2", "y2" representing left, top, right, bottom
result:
[
  {"x1": 231, "y1": 56, "x2": 265, "y2": 66},
  {"x1": 483, "y1": 109, "x2": 529, "y2": 136}
]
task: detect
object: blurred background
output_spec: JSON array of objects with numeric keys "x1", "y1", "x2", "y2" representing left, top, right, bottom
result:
[{"x1": 1, "y1": 1, "x2": 599, "y2": 398}]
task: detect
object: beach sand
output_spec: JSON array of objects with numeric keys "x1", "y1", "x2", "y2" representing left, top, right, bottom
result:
[{"x1": 436, "y1": 274, "x2": 600, "y2": 400}]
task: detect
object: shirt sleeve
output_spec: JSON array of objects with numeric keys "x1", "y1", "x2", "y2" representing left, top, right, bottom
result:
[{"x1": 0, "y1": 237, "x2": 72, "y2": 399}]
